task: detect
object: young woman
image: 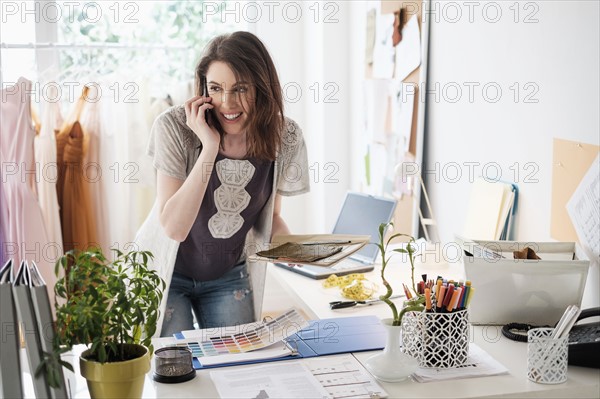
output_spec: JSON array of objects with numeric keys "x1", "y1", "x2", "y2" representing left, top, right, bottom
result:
[{"x1": 143, "y1": 32, "x2": 309, "y2": 337}]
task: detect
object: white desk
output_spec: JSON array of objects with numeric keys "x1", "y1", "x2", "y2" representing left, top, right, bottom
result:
[
  {"x1": 267, "y1": 256, "x2": 600, "y2": 398},
  {"x1": 60, "y1": 255, "x2": 599, "y2": 398}
]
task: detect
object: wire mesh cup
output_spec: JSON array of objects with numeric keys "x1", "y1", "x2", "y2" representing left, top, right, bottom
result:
[
  {"x1": 402, "y1": 309, "x2": 470, "y2": 368},
  {"x1": 153, "y1": 346, "x2": 196, "y2": 383},
  {"x1": 527, "y1": 328, "x2": 568, "y2": 384}
]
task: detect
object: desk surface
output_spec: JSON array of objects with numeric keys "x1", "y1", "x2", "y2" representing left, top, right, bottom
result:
[{"x1": 45, "y1": 255, "x2": 600, "y2": 398}]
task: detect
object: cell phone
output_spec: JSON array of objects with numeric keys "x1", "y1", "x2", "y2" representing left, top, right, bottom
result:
[{"x1": 201, "y1": 75, "x2": 212, "y2": 126}]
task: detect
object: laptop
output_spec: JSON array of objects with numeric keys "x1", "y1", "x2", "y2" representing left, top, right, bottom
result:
[{"x1": 275, "y1": 192, "x2": 397, "y2": 279}]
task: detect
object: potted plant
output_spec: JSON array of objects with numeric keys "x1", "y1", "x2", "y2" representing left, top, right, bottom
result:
[
  {"x1": 376, "y1": 222, "x2": 425, "y2": 325},
  {"x1": 39, "y1": 247, "x2": 165, "y2": 399},
  {"x1": 364, "y1": 222, "x2": 424, "y2": 382}
]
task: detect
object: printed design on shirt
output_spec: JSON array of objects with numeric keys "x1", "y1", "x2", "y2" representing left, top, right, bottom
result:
[{"x1": 209, "y1": 159, "x2": 256, "y2": 239}]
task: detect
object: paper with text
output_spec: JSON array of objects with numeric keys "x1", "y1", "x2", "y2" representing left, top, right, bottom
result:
[
  {"x1": 567, "y1": 153, "x2": 600, "y2": 263},
  {"x1": 210, "y1": 362, "x2": 330, "y2": 399}
]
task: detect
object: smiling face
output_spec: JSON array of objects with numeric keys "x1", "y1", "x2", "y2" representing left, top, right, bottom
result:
[{"x1": 206, "y1": 61, "x2": 253, "y2": 137}]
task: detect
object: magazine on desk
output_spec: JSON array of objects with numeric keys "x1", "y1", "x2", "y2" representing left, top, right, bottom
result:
[{"x1": 249, "y1": 234, "x2": 370, "y2": 267}]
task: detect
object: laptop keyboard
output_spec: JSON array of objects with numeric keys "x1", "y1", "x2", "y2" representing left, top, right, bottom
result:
[{"x1": 331, "y1": 260, "x2": 367, "y2": 271}]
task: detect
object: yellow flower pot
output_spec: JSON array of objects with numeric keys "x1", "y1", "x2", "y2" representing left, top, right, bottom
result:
[{"x1": 80, "y1": 344, "x2": 150, "y2": 399}]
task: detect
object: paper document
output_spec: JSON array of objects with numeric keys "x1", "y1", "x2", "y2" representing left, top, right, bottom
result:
[
  {"x1": 394, "y1": 14, "x2": 421, "y2": 80},
  {"x1": 567, "y1": 153, "x2": 600, "y2": 262},
  {"x1": 210, "y1": 362, "x2": 330, "y2": 399},
  {"x1": 307, "y1": 354, "x2": 388, "y2": 399},
  {"x1": 210, "y1": 354, "x2": 388, "y2": 399},
  {"x1": 412, "y1": 344, "x2": 508, "y2": 383}
]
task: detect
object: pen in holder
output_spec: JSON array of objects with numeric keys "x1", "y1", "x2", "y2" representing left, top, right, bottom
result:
[{"x1": 527, "y1": 328, "x2": 568, "y2": 384}]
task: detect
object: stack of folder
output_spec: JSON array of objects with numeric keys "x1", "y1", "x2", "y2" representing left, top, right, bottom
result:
[
  {"x1": 463, "y1": 178, "x2": 518, "y2": 241},
  {"x1": 1, "y1": 260, "x2": 68, "y2": 398}
]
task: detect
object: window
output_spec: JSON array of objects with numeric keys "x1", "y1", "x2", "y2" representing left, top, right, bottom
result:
[{"x1": 1, "y1": 1, "x2": 244, "y2": 87}]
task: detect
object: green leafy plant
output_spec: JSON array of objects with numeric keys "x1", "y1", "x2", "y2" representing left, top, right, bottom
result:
[
  {"x1": 38, "y1": 247, "x2": 166, "y2": 388},
  {"x1": 376, "y1": 222, "x2": 425, "y2": 326}
]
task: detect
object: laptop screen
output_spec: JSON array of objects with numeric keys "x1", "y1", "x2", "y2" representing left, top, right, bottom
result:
[{"x1": 332, "y1": 193, "x2": 397, "y2": 264}]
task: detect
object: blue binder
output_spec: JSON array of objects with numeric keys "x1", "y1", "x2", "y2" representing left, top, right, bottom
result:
[{"x1": 186, "y1": 315, "x2": 386, "y2": 370}]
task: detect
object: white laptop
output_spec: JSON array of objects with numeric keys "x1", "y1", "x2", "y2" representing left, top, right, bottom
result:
[{"x1": 275, "y1": 192, "x2": 397, "y2": 279}]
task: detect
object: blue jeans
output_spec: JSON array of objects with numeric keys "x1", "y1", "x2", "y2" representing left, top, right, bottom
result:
[{"x1": 160, "y1": 263, "x2": 255, "y2": 337}]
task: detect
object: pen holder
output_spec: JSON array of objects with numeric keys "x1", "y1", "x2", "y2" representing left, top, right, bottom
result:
[
  {"x1": 402, "y1": 309, "x2": 470, "y2": 368},
  {"x1": 527, "y1": 328, "x2": 568, "y2": 384}
]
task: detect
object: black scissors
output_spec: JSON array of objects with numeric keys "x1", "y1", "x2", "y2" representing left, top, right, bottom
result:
[{"x1": 329, "y1": 294, "x2": 405, "y2": 309}]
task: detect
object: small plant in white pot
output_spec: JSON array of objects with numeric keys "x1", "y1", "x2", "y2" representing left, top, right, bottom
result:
[
  {"x1": 39, "y1": 247, "x2": 165, "y2": 398},
  {"x1": 364, "y1": 222, "x2": 425, "y2": 382}
]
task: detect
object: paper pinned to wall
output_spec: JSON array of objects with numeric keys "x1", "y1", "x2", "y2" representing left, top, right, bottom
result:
[
  {"x1": 365, "y1": 8, "x2": 376, "y2": 78},
  {"x1": 393, "y1": 81, "x2": 415, "y2": 154},
  {"x1": 364, "y1": 79, "x2": 392, "y2": 143},
  {"x1": 567, "y1": 153, "x2": 600, "y2": 263},
  {"x1": 372, "y1": 12, "x2": 396, "y2": 78},
  {"x1": 394, "y1": 14, "x2": 421, "y2": 81}
]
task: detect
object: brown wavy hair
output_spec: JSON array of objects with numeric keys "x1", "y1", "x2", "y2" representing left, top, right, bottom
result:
[{"x1": 195, "y1": 31, "x2": 284, "y2": 161}]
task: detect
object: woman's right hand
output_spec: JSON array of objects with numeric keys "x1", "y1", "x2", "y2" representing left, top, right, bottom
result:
[{"x1": 184, "y1": 95, "x2": 220, "y2": 152}]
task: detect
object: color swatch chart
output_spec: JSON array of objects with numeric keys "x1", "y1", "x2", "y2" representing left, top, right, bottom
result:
[{"x1": 174, "y1": 308, "x2": 308, "y2": 359}]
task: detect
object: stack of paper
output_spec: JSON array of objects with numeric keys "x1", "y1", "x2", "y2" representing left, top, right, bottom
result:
[{"x1": 412, "y1": 344, "x2": 508, "y2": 383}]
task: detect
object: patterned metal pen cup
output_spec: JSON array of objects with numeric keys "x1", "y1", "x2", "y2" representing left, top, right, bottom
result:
[
  {"x1": 402, "y1": 309, "x2": 470, "y2": 368},
  {"x1": 527, "y1": 328, "x2": 568, "y2": 384}
]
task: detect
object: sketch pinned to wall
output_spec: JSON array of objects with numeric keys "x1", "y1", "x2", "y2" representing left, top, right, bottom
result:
[
  {"x1": 394, "y1": 14, "x2": 421, "y2": 81},
  {"x1": 364, "y1": 79, "x2": 393, "y2": 146},
  {"x1": 365, "y1": 8, "x2": 377, "y2": 78},
  {"x1": 389, "y1": 81, "x2": 416, "y2": 196},
  {"x1": 362, "y1": 79, "x2": 417, "y2": 197},
  {"x1": 392, "y1": 8, "x2": 404, "y2": 47},
  {"x1": 393, "y1": 82, "x2": 415, "y2": 156},
  {"x1": 372, "y1": 10, "x2": 395, "y2": 79},
  {"x1": 363, "y1": 79, "x2": 393, "y2": 194}
]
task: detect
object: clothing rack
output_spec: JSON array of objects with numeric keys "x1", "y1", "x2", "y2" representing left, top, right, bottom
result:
[{"x1": 0, "y1": 42, "x2": 189, "y2": 50}]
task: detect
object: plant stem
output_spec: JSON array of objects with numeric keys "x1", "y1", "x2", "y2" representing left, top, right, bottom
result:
[{"x1": 409, "y1": 241, "x2": 417, "y2": 295}]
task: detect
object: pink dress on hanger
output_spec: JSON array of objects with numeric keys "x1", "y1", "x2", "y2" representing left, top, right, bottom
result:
[{"x1": 0, "y1": 77, "x2": 57, "y2": 294}]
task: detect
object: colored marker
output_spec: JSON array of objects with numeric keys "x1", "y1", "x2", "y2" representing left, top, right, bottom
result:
[
  {"x1": 447, "y1": 287, "x2": 461, "y2": 312},
  {"x1": 443, "y1": 284, "x2": 455, "y2": 308},
  {"x1": 465, "y1": 287, "x2": 476, "y2": 308},
  {"x1": 425, "y1": 288, "x2": 432, "y2": 312},
  {"x1": 436, "y1": 285, "x2": 446, "y2": 312}
]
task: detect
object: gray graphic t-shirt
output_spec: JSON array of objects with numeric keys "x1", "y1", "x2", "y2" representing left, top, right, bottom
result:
[{"x1": 174, "y1": 152, "x2": 274, "y2": 281}]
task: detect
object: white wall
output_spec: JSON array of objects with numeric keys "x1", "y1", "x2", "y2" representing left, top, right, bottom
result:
[
  {"x1": 255, "y1": 1, "x2": 353, "y2": 234},
  {"x1": 256, "y1": 0, "x2": 599, "y2": 307},
  {"x1": 424, "y1": 1, "x2": 599, "y2": 307}
]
